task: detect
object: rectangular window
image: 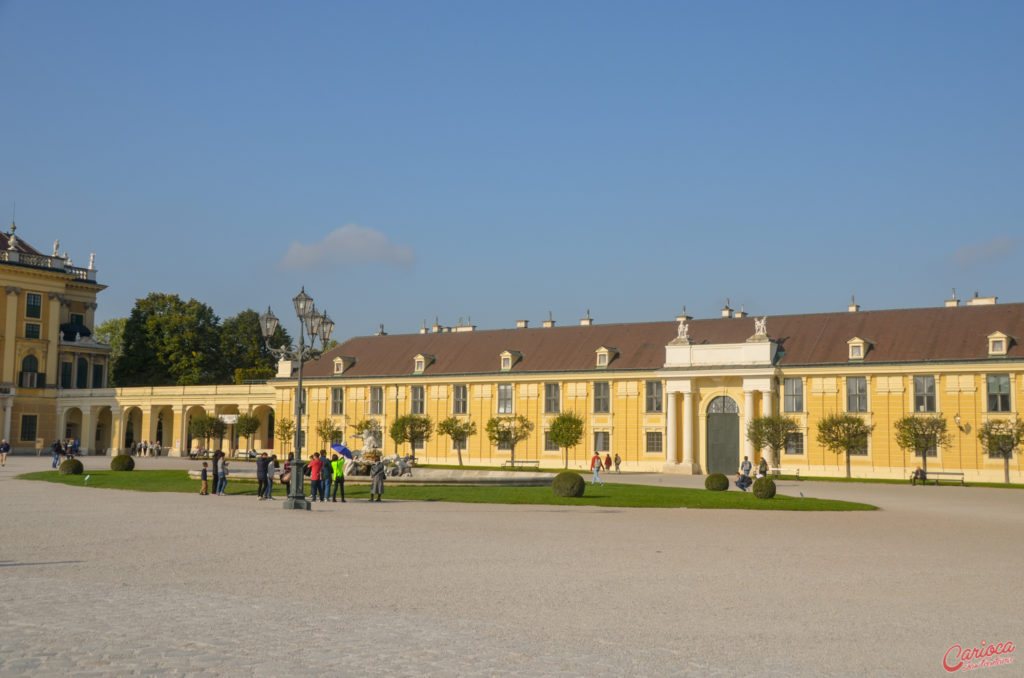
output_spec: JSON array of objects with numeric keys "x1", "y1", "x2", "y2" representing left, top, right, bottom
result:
[
  {"x1": 20, "y1": 371, "x2": 37, "y2": 388},
  {"x1": 61, "y1": 362, "x2": 73, "y2": 389},
  {"x1": 783, "y1": 378, "x2": 803, "y2": 412},
  {"x1": 412, "y1": 438, "x2": 424, "y2": 452},
  {"x1": 913, "y1": 375, "x2": 936, "y2": 412},
  {"x1": 785, "y1": 433, "x2": 804, "y2": 455},
  {"x1": 20, "y1": 414, "x2": 37, "y2": 442},
  {"x1": 544, "y1": 431, "x2": 559, "y2": 451},
  {"x1": 594, "y1": 431, "x2": 609, "y2": 453},
  {"x1": 593, "y1": 381, "x2": 610, "y2": 413},
  {"x1": 369, "y1": 386, "x2": 383, "y2": 415},
  {"x1": 914, "y1": 445, "x2": 937, "y2": 458},
  {"x1": 76, "y1": 359, "x2": 89, "y2": 389},
  {"x1": 646, "y1": 431, "x2": 663, "y2": 453},
  {"x1": 850, "y1": 443, "x2": 868, "y2": 456},
  {"x1": 411, "y1": 385, "x2": 425, "y2": 415},
  {"x1": 646, "y1": 381, "x2": 663, "y2": 413},
  {"x1": 452, "y1": 385, "x2": 467, "y2": 415},
  {"x1": 26, "y1": 293, "x2": 42, "y2": 319},
  {"x1": 497, "y1": 383, "x2": 513, "y2": 414},
  {"x1": 987, "y1": 374, "x2": 1011, "y2": 412},
  {"x1": 92, "y1": 364, "x2": 104, "y2": 389},
  {"x1": 497, "y1": 437, "x2": 512, "y2": 451},
  {"x1": 846, "y1": 377, "x2": 867, "y2": 413},
  {"x1": 331, "y1": 387, "x2": 344, "y2": 415},
  {"x1": 25, "y1": 323, "x2": 40, "y2": 339},
  {"x1": 70, "y1": 312, "x2": 84, "y2": 326},
  {"x1": 544, "y1": 383, "x2": 560, "y2": 414}
]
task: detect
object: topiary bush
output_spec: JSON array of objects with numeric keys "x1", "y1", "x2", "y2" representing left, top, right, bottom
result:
[
  {"x1": 552, "y1": 471, "x2": 586, "y2": 498},
  {"x1": 110, "y1": 454, "x2": 135, "y2": 471},
  {"x1": 704, "y1": 473, "x2": 729, "y2": 491},
  {"x1": 752, "y1": 476, "x2": 777, "y2": 499},
  {"x1": 59, "y1": 458, "x2": 84, "y2": 475}
]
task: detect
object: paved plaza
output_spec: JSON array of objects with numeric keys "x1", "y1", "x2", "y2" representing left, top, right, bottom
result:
[{"x1": 1, "y1": 456, "x2": 1022, "y2": 677}]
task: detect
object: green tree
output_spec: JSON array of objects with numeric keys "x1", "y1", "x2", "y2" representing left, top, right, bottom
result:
[
  {"x1": 816, "y1": 413, "x2": 874, "y2": 478},
  {"x1": 390, "y1": 414, "x2": 433, "y2": 458},
  {"x1": 276, "y1": 417, "x2": 296, "y2": 457},
  {"x1": 235, "y1": 413, "x2": 261, "y2": 451},
  {"x1": 746, "y1": 415, "x2": 800, "y2": 470},
  {"x1": 188, "y1": 413, "x2": 226, "y2": 451},
  {"x1": 94, "y1": 317, "x2": 126, "y2": 385},
  {"x1": 114, "y1": 293, "x2": 222, "y2": 386},
  {"x1": 548, "y1": 411, "x2": 585, "y2": 468},
  {"x1": 316, "y1": 418, "x2": 343, "y2": 454},
  {"x1": 976, "y1": 419, "x2": 1024, "y2": 484},
  {"x1": 221, "y1": 309, "x2": 291, "y2": 384},
  {"x1": 485, "y1": 415, "x2": 535, "y2": 466},
  {"x1": 436, "y1": 417, "x2": 477, "y2": 466},
  {"x1": 894, "y1": 415, "x2": 952, "y2": 480}
]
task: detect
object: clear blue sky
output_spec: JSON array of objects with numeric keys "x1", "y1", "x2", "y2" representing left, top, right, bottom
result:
[{"x1": 2, "y1": 1, "x2": 1021, "y2": 339}]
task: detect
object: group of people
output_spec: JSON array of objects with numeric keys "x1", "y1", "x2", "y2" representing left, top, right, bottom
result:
[
  {"x1": 50, "y1": 438, "x2": 80, "y2": 468},
  {"x1": 735, "y1": 455, "x2": 768, "y2": 491},
  {"x1": 198, "y1": 450, "x2": 232, "y2": 496},
  {"x1": 130, "y1": 440, "x2": 162, "y2": 456},
  {"x1": 589, "y1": 451, "x2": 622, "y2": 486}
]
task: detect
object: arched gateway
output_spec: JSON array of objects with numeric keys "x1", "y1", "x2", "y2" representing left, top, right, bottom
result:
[{"x1": 706, "y1": 396, "x2": 740, "y2": 474}]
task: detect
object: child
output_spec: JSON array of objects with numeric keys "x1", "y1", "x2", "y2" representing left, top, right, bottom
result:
[
  {"x1": 199, "y1": 462, "x2": 209, "y2": 495},
  {"x1": 217, "y1": 461, "x2": 229, "y2": 495}
]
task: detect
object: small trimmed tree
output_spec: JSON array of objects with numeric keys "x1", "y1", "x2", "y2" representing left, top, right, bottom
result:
[
  {"x1": 235, "y1": 413, "x2": 261, "y2": 451},
  {"x1": 390, "y1": 415, "x2": 433, "y2": 459},
  {"x1": 816, "y1": 413, "x2": 874, "y2": 478},
  {"x1": 436, "y1": 417, "x2": 477, "y2": 466},
  {"x1": 188, "y1": 413, "x2": 226, "y2": 451},
  {"x1": 746, "y1": 415, "x2": 799, "y2": 471},
  {"x1": 485, "y1": 415, "x2": 535, "y2": 466},
  {"x1": 976, "y1": 419, "x2": 1024, "y2": 484},
  {"x1": 275, "y1": 417, "x2": 296, "y2": 457},
  {"x1": 894, "y1": 415, "x2": 952, "y2": 481},
  {"x1": 316, "y1": 418, "x2": 343, "y2": 455},
  {"x1": 548, "y1": 411, "x2": 585, "y2": 469}
]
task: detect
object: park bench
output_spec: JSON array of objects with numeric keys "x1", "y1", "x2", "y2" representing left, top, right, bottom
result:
[
  {"x1": 768, "y1": 467, "x2": 800, "y2": 479},
  {"x1": 502, "y1": 459, "x2": 540, "y2": 469},
  {"x1": 910, "y1": 470, "x2": 965, "y2": 486}
]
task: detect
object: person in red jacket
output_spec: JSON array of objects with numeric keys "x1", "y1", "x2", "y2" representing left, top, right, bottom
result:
[
  {"x1": 590, "y1": 452, "x2": 604, "y2": 486},
  {"x1": 308, "y1": 452, "x2": 325, "y2": 502}
]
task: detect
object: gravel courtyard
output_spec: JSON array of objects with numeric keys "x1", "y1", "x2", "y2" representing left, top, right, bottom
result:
[{"x1": 1, "y1": 456, "x2": 1021, "y2": 677}]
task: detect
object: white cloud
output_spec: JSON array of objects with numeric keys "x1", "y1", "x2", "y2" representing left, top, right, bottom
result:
[
  {"x1": 950, "y1": 236, "x2": 1017, "y2": 270},
  {"x1": 279, "y1": 224, "x2": 415, "y2": 270}
]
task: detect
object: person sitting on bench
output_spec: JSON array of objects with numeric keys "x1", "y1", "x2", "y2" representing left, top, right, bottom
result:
[{"x1": 911, "y1": 466, "x2": 927, "y2": 485}]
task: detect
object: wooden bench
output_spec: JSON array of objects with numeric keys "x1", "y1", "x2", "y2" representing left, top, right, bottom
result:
[
  {"x1": 502, "y1": 459, "x2": 540, "y2": 469},
  {"x1": 768, "y1": 467, "x2": 800, "y2": 479},
  {"x1": 910, "y1": 470, "x2": 965, "y2": 486}
]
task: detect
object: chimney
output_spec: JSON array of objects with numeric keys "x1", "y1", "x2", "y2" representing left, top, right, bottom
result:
[
  {"x1": 516, "y1": 320, "x2": 529, "y2": 329},
  {"x1": 848, "y1": 295, "x2": 860, "y2": 313},
  {"x1": 419, "y1": 320, "x2": 428, "y2": 334},
  {"x1": 454, "y1": 317, "x2": 475, "y2": 332},
  {"x1": 721, "y1": 298, "x2": 733, "y2": 318},
  {"x1": 542, "y1": 311, "x2": 555, "y2": 328},
  {"x1": 967, "y1": 292, "x2": 997, "y2": 306},
  {"x1": 431, "y1": 317, "x2": 443, "y2": 333},
  {"x1": 375, "y1": 323, "x2": 387, "y2": 336},
  {"x1": 733, "y1": 305, "x2": 748, "y2": 319},
  {"x1": 579, "y1": 309, "x2": 593, "y2": 326},
  {"x1": 676, "y1": 306, "x2": 692, "y2": 323},
  {"x1": 944, "y1": 288, "x2": 960, "y2": 308}
]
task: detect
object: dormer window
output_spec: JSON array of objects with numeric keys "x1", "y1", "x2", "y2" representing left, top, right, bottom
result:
[
  {"x1": 595, "y1": 346, "x2": 619, "y2": 369},
  {"x1": 333, "y1": 356, "x2": 356, "y2": 374},
  {"x1": 988, "y1": 331, "x2": 1010, "y2": 357},
  {"x1": 847, "y1": 337, "x2": 870, "y2": 361},
  {"x1": 499, "y1": 350, "x2": 522, "y2": 372},
  {"x1": 413, "y1": 354, "x2": 435, "y2": 374}
]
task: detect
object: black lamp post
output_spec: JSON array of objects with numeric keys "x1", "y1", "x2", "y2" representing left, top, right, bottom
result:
[{"x1": 259, "y1": 287, "x2": 334, "y2": 510}]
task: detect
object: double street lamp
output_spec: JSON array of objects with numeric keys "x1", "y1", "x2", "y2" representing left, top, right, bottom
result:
[{"x1": 259, "y1": 287, "x2": 334, "y2": 511}]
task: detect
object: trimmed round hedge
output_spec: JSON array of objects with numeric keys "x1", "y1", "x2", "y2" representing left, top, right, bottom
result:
[
  {"x1": 704, "y1": 472, "x2": 729, "y2": 491},
  {"x1": 110, "y1": 454, "x2": 135, "y2": 471},
  {"x1": 59, "y1": 458, "x2": 84, "y2": 475},
  {"x1": 752, "y1": 476, "x2": 777, "y2": 499},
  {"x1": 552, "y1": 471, "x2": 586, "y2": 498}
]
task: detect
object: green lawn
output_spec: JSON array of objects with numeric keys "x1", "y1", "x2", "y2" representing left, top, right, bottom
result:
[{"x1": 18, "y1": 470, "x2": 876, "y2": 511}]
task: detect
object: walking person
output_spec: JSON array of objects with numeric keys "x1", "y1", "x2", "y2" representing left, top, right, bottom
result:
[
  {"x1": 0, "y1": 438, "x2": 8, "y2": 467},
  {"x1": 216, "y1": 460, "x2": 229, "y2": 495},
  {"x1": 330, "y1": 453, "x2": 346, "y2": 502},
  {"x1": 256, "y1": 453, "x2": 269, "y2": 500},
  {"x1": 369, "y1": 454, "x2": 386, "y2": 502},
  {"x1": 613, "y1": 453, "x2": 621, "y2": 473},
  {"x1": 51, "y1": 440, "x2": 62, "y2": 468},
  {"x1": 590, "y1": 451, "x2": 604, "y2": 486}
]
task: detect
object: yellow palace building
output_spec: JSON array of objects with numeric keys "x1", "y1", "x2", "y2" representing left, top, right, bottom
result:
[{"x1": 4, "y1": 223, "x2": 1022, "y2": 481}]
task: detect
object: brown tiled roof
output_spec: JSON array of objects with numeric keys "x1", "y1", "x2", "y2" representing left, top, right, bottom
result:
[
  {"x1": 0, "y1": 227, "x2": 44, "y2": 255},
  {"x1": 301, "y1": 303, "x2": 1024, "y2": 379}
]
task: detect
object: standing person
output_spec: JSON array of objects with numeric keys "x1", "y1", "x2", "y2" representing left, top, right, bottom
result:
[
  {"x1": 199, "y1": 462, "x2": 209, "y2": 495},
  {"x1": 369, "y1": 454, "x2": 386, "y2": 502},
  {"x1": 308, "y1": 452, "x2": 325, "y2": 502},
  {"x1": 757, "y1": 456, "x2": 768, "y2": 478},
  {"x1": 604, "y1": 453, "x2": 613, "y2": 473},
  {"x1": 321, "y1": 450, "x2": 333, "y2": 501},
  {"x1": 330, "y1": 453, "x2": 346, "y2": 502},
  {"x1": 613, "y1": 453, "x2": 621, "y2": 473},
  {"x1": 590, "y1": 451, "x2": 604, "y2": 486},
  {"x1": 211, "y1": 451, "x2": 223, "y2": 496},
  {"x1": 0, "y1": 438, "x2": 8, "y2": 467},
  {"x1": 740, "y1": 456, "x2": 752, "y2": 477},
  {"x1": 255, "y1": 453, "x2": 269, "y2": 501},
  {"x1": 51, "y1": 440, "x2": 62, "y2": 468},
  {"x1": 217, "y1": 460, "x2": 229, "y2": 495},
  {"x1": 265, "y1": 455, "x2": 278, "y2": 499}
]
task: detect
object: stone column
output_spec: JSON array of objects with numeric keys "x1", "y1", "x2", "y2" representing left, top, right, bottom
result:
[
  {"x1": 80, "y1": 407, "x2": 95, "y2": 455},
  {"x1": 664, "y1": 391, "x2": 678, "y2": 466},
  {"x1": 761, "y1": 389, "x2": 774, "y2": 466},
  {"x1": 2, "y1": 397, "x2": 11, "y2": 441},
  {"x1": 682, "y1": 390, "x2": 695, "y2": 470},
  {"x1": 4, "y1": 287, "x2": 20, "y2": 383},
  {"x1": 45, "y1": 293, "x2": 62, "y2": 382},
  {"x1": 172, "y1": 405, "x2": 186, "y2": 456},
  {"x1": 744, "y1": 390, "x2": 755, "y2": 461}
]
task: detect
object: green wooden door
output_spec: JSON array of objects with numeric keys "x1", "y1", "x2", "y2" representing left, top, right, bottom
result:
[{"x1": 706, "y1": 396, "x2": 740, "y2": 475}]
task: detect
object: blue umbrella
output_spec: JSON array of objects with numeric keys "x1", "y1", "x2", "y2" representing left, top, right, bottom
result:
[{"x1": 331, "y1": 444, "x2": 353, "y2": 459}]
